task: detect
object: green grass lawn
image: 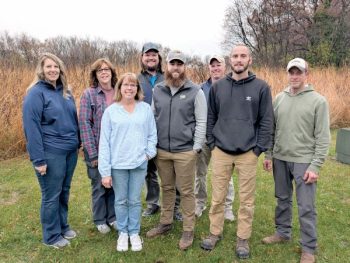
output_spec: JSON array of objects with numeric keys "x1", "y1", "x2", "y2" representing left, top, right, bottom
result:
[{"x1": 0, "y1": 131, "x2": 349, "y2": 263}]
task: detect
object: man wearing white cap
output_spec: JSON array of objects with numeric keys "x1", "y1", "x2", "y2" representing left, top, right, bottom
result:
[
  {"x1": 195, "y1": 55, "x2": 235, "y2": 221},
  {"x1": 262, "y1": 58, "x2": 330, "y2": 263},
  {"x1": 146, "y1": 50, "x2": 207, "y2": 250}
]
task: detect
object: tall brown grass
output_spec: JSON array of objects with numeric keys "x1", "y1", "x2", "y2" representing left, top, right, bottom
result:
[{"x1": 1, "y1": 64, "x2": 349, "y2": 160}]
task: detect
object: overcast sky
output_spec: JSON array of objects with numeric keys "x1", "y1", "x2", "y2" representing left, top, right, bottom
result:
[{"x1": 1, "y1": 0, "x2": 232, "y2": 59}]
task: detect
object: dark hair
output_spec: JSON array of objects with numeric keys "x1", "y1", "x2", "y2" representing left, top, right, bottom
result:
[
  {"x1": 89, "y1": 58, "x2": 118, "y2": 87},
  {"x1": 140, "y1": 52, "x2": 164, "y2": 74}
]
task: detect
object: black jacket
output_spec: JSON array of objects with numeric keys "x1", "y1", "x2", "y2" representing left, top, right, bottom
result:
[{"x1": 207, "y1": 72, "x2": 273, "y2": 156}]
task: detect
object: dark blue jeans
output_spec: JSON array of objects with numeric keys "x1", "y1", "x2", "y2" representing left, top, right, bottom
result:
[
  {"x1": 36, "y1": 150, "x2": 78, "y2": 245},
  {"x1": 84, "y1": 149, "x2": 115, "y2": 225}
]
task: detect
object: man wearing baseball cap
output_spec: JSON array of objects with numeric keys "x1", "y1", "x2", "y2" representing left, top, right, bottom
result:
[
  {"x1": 262, "y1": 58, "x2": 330, "y2": 263},
  {"x1": 195, "y1": 55, "x2": 235, "y2": 222},
  {"x1": 138, "y1": 43, "x2": 182, "y2": 221},
  {"x1": 146, "y1": 50, "x2": 207, "y2": 250}
]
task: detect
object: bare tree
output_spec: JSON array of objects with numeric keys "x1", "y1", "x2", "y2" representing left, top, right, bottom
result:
[{"x1": 222, "y1": 0, "x2": 320, "y2": 66}]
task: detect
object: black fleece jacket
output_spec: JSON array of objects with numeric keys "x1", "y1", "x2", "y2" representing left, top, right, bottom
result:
[{"x1": 206, "y1": 72, "x2": 274, "y2": 156}]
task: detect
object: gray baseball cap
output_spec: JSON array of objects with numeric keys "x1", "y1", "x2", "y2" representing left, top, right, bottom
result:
[
  {"x1": 209, "y1": 55, "x2": 225, "y2": 64},
  {"x1": 166, "y1": 50, "x2": 186, "y2": 64},
  {"x1": 142, "y1": 42, "x2": 160, "y2": 53}
]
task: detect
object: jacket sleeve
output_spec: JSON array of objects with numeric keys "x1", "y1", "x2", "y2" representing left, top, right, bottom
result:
[
  {"x1": 22, "y1": 89, "x2": 46, "y2": 167},
  {"x1": 98, "y1": 110, "x2": 112, "y2": 177},
  {"x1": 206, "y1": 85, "x2": 218, "y2": 150},
  {"x1": 253, "y1": 85, "x2": 274, "y2": 157},
  {"x1": 78, "y1": 89, "x2": 98, "y2": 161},
  {"x1": 146, "y1": 105, "x2": 158, "y2": 158},
  {"x1": 307, "y1": 98, "x2": 331, "y2": 173},
  {"x1": 193, "y1": 89, "x2": 207, "y2": 150}
]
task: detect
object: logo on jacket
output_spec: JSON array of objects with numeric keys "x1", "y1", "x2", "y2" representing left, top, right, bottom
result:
[
  {"x1": 180, "y1": 95, "x2": 186, "y2": 99},
  {"x1": 246, "y1": 96, "x2": 252, "y2": 101}
]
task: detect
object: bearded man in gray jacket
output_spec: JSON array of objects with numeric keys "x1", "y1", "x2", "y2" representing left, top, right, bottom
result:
[{"x1": 146, "y1": 50, "x2": 207, "y2": 251}]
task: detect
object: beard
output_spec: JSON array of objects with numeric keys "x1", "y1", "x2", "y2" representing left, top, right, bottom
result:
[
  {"x1": 142, "y1": 63, "x2": 158, "y2": 72},
  {"x1": 165, "y1": 69, "x2": 187, "y2": 87},
  {"x1": 231, "y1": 63, "x2": 249, "y2": 74}
]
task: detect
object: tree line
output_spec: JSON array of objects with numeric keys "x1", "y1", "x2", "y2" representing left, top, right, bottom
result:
[
  {"x1": 0, "y1": 32, "x2": 207, "y2": 79},
  {"x1": 222, "y1": 0, "x2": 350, "y2": 67},
  {"x1": 1, "y1": 0, "x2": 349, "y2": 69}
]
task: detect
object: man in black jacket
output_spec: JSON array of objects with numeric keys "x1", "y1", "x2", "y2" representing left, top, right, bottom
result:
[{"x1": 200, "y1": 44, "x2": 274, "y2": 259}]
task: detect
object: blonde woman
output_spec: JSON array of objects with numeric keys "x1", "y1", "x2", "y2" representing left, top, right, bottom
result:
[
  {"x1": 98, "y1": 73, "x2": 157, "y2": 252},
  {"x1": 22, "y1": 53, "x2": 79, "y2": 249}
]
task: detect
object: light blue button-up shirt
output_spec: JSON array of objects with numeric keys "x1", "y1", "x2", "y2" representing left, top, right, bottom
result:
[{"x1": 98, "y1": 101, "x2": 157, "y2": 176}]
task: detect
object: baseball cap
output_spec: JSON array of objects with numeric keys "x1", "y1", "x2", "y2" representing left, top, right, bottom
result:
[
  {"x1": 142, "y1": 42, "x2": 160, "y2": 54},
  {"x1": 166, "y1": 50, "x2": 186, "y2": 64},
  {"x1": 286, "y1": 58, "x2": 307, "y2": 72},
  {"x1": 209, "y1": 55, "x2": 225, "y2": 64}
]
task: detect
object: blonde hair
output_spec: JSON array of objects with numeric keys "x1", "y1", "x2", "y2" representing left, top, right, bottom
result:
[
  {"x1": 27, "y1": 53, "x2": 70, "y2": 98},
  {"x1": 114, "y1": 73, "x2": 144, "y2": 102}
]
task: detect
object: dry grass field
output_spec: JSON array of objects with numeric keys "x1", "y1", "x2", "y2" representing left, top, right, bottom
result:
[{"x1": 0, "y1": 65, "x2": 349, "y2": 159}]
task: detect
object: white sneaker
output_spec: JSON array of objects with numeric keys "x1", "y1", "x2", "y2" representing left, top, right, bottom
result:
[
  {"x1": 224, "y1": 209, "x2": 235, "y2": 222},
  {"x1": 44, "y1": 238, "x2": 70, "y2": 249},
  {"x1": 109, "y1": 221, "x2": 118, "y2": 231},
  {"x1": 97, "y1": 224, "x2": 111, "y2": 234},
  {"x1": 195, "y1": 206, "x2": 206, "y2": 218},
  {"x1": 116, "y1": 232, "x2": 128, "y2": 252},
  {"x1": 63, "y1": 229, "x2": 77, "y2": 240},
  {"x1": 130, "y1": 234, "x2": 143, "y2": 251}
]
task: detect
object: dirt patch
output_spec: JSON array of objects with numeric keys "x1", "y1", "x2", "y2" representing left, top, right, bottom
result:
[{"x1": 0, "y1": 187, "x2": 20, "y2": 205}]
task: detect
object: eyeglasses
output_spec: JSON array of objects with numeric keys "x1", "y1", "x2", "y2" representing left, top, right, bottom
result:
[
  {"x1": 122, "y1": 83, "x2": 137, "y2": 88},
  {"x1": 97, "y1": 68, "x2": 111, "y2": 73}
]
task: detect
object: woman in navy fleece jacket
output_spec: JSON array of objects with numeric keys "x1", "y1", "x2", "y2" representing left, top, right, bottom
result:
[{"x1": 22, "y1": 53, "x2": 80, "y2": 249}]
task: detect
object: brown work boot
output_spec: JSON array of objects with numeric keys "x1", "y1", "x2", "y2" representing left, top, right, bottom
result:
[
  {"x1": 300, "y1": 251, "x2": 315, "y2": 263},
  {"x1": 236, "y1": 237, "x2": 250, "y2": 259},
  {"x1": 178, "y1": 231, "x2": 194, "y2": 250},
  {"x1": 146, "y1": 223, "x2": 172, "y2": 238},
  {"x1": 200, "y1": 233, "x2": 222, "y2": 250},
  {"x1": 262, "y1": 233, "x2": 290, "y2": 244}
]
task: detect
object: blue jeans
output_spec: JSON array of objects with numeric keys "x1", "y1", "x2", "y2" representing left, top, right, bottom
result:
[
  {"x1": 36, "y1": 150, "x2": 78, "y2": 244},
  {"x1": 111, "y1": 161, "x2": 147, "y2": 235}
]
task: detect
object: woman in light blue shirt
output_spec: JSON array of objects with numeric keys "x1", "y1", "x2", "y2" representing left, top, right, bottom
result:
[{"x1": 98, "y1": 73, "x2": 157, "y2": 252}]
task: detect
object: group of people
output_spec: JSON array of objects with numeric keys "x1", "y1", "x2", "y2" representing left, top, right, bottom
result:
[{"x1": 22, "y1": 43, "x2": 330, "y2": 263}]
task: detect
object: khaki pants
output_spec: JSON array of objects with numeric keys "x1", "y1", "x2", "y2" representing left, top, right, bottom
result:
[
  {"x1": 156, "y1": 149, "x2": 197, "y2": 231},
  {"x1": 209, "y1": 147, "x2": 258, "y2": 239},
  {"x1": 195, "y1": 143, "x2": 235, "y2": 210}
]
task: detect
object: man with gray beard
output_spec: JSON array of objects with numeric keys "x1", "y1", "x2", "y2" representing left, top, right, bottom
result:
[{"x1": 146, "y1": 50, "x2": 207, "y2": 250}]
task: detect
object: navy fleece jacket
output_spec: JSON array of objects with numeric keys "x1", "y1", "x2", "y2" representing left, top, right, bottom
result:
[{"x1": 22, "y1": 80, "x2": 79, "y2": 166}]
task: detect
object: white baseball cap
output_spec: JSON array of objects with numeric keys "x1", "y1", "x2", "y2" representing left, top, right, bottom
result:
[{"x1": 286, "y1": 58, "x2": 307, "y2": 72}]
